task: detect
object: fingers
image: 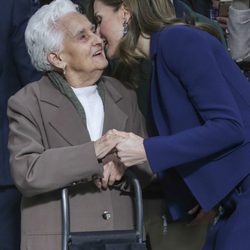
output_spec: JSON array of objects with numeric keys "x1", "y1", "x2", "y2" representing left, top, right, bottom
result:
[
  {"x1": 115, "y1": 134, "x2": 147, "y2": 167},
  {"x1": 188, "y1": 204, "x2": 200, "y2": 215},
  {"x1": 216, "y1": 16, "x2": 228, "y2": 24},
  {"x1": 94, "y1": 130, "x2": 130, "y2": 159},
  {"x1": 101, "y1": 163, "x2": 110, "y2": 189},
  {"x1": 95, "y1": 129, "x2": 146, "y2": 166},
  {"x1": 188, "y1": 209, "x2": 216, "y2": 226},
  {"x1": 216, "y1": 16, "x2": 228, "y2": 31},
  {"x1": 94, "y1": 131, "x2": 121, "y2": 159},
  {"x1": 100, "y1": 161, "x2": 125, "y2": 189},
  {"x1": 187, "y1": 205, "x2": 216, "y2": 226},
  {"x1": 94, "y1": 178, "x2": 102, "y2": 190},
  {"x1": 111, "y1": 129, "x2": 130, "y2": 138}
]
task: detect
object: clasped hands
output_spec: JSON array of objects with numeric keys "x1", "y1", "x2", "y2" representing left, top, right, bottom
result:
[{"x1": 94, "y1": 129, "x2": 147, "y2": 189}]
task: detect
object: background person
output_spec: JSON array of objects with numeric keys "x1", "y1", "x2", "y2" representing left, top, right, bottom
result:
[
  {"x1": 210, "y1": 0, "x2": 250, "y2": 79},
  {"x1": 0, "y1": 0, "x2": 42, "y2": 249},
  {"x1": 228, "y1": 0, "x2": 250, "y2": 79}
]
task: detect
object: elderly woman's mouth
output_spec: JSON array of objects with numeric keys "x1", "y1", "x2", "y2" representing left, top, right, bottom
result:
[{"x1": 93, "y1": 49, "x2": 103, "y2": 57}]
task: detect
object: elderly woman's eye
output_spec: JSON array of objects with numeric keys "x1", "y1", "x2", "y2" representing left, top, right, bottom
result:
[{"x1": 78, "y1": 34, "x2": 87, "y2": 41}]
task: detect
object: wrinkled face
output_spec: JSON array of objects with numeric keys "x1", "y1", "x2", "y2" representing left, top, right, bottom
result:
[
  {"x1": 93, "y1": 0, "x2": 125, "y2": 59},
  {"x1": 58, "y1": 12, "x2": 108, "y2": 76}
]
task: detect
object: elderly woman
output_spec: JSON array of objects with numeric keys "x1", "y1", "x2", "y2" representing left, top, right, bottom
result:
[{"x1": 7, "y1": 0, "x2": 151, "y2": 249}]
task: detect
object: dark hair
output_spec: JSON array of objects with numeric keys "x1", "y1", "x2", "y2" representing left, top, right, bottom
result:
[
  {"x1": 87, "y1": 0, "x2": 123, "y2": 23},
  {"x1": 88, "y1": 0, "x2": 224, "y2": 68},
  {"x1": 87, "y1": 0, "x2": 175, "y2": 65}
]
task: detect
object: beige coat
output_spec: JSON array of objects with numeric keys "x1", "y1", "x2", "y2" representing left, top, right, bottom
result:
[{"x1": 8, "y1": 76, "x2": 151, "y2": 250}]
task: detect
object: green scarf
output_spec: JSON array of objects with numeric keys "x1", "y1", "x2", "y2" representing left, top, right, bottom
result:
[{"x1": 47, "y1": 71, "x2": 105, "y2": 127}]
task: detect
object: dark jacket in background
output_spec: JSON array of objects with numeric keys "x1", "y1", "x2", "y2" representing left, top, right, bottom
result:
[
  {"x1": 0, "y1": 0, "x2": 42, "y2": 248},
  {"x1": 0, "y1": 0, "x2": 42, "y2": 185},
  {"x1": 178, "y1": 0, "x2": 211, "y2": 17}
]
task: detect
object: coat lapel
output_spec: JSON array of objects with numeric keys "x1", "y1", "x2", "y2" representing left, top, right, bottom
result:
[
  {"x1": 48, "y1": 100, "x2": 91, "y2": 145},
  {"x1": 39, "y1": 77, "x2": 90, "y2": 146},
  {"x1": 39, "y1": 76, "x2": 127, "y2": 145},
  {"x1": 101, "y1": 78, "x2": 128, "y2": 134}
]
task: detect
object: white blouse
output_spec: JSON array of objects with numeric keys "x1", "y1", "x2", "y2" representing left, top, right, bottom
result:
[{"x1": 72, "y1": 85, "x2": 104, "y2": 141}]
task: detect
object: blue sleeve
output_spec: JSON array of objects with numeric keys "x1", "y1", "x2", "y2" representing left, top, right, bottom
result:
[
  {"x1": 145, "y1": 26, "x2": 245, "y2": 172},
  {"x1": 11, "y1": 0, "x2": 42, "y2": 85}
]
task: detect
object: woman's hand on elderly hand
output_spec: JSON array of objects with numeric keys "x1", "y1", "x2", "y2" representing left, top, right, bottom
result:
[
  {"x1": 94, "y1": 130, "x2": 123, "y2": 159},
  {"x1": 112, "y1": 130, "x2": 147, "y2": 167}
]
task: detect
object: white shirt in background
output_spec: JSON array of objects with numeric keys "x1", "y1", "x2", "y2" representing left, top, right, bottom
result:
[{"x1": 228, "y1": 1, "x2": 250, "y2": 62}]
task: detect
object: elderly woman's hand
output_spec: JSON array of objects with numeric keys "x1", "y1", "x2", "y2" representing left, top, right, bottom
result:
[
  {"x1": 103, "y1": 160, "x2": 125, "y2": 189},
  {"x1": 94, "y1": 130, "x2": 122, "y2": 159},
  {"x1": 95, "y1": 160, "x2": 126, "y2": 189},
  {"x1": 112, "y1": 130, "x2": 148, "y2": 167}
]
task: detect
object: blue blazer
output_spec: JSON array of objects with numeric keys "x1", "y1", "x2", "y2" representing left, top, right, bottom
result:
[
  {"x1": 0, "y1": 0, "x2": 42, "y2": 185},
  {"x1": 144, "y1": 25, "x2": 250, "y2": 219}
]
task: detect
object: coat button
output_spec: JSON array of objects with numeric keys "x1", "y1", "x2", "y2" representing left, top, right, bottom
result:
[{"x1": 102, "y1": 210, "x2": 111, "y2": 220}]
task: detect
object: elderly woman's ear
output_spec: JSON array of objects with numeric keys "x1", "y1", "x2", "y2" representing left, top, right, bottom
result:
[{"x1": 47, "y1": 52, "x2": 66, "y2": 73}]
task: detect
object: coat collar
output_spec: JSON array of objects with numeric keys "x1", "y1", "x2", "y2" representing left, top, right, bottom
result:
[
  {"x1": 101, "y1": 77, "x2": 128, "y2": 134},
  {"x1": 39, "y1": 76, "x2": 127, "y2": 145}
]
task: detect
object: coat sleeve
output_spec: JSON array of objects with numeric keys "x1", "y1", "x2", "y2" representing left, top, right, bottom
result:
[
  {"x1": 7, "y1": 92, "x2": 103, "y2": 197},
  {"x1": 144, "y1": 26, "x2": 246, "y2": 173}
]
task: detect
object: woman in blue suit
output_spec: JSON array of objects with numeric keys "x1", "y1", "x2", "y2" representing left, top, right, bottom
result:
[{"x1": 90, "y1": 0, "x2": 250, "y2": 249}]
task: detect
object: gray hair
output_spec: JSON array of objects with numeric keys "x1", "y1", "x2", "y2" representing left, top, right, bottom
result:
[{"x1": 25, "y1": 0, "x2": 78, "y2": 71}]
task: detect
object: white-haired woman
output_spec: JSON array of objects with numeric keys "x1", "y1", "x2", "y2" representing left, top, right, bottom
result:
[{"x1": 7, "y1": 0, "x2": 151, "y2": 249}]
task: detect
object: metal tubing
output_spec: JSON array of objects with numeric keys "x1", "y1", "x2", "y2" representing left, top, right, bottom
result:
[{"x1": 62, "y1": 188, "x2": 70, "y2": 250}]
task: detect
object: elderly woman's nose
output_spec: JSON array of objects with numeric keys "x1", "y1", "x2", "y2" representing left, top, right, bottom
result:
[
  {"x1": 95, "y1": 26, "x2": 101, "y2": 36},
  {"x1": 92, "y1": 32, "x2": 103, "y2": 44}
]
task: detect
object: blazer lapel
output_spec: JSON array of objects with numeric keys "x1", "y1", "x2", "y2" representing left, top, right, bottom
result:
[
  {"x1": 39, "y1": 77, "x2": 90, "y2": 145},
  {"x1": 101, "y1": 78, "x2": 128, "y2": 134},
  {"x1": 49, "y1": 100, "x2": 91, "y2": 145},
  {"x1": 39, "y1": 76, "x2": 128, "y2": 145}
]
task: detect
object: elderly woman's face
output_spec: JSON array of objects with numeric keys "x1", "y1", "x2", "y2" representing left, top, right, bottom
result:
[{"x1": 58, "y1": 12, "x2": 108, "y2": 76}]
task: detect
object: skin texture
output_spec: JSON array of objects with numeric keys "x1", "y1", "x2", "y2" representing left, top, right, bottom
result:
[{"x1": 48, "y1": 12, "x2": 108, "y2": 87}]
